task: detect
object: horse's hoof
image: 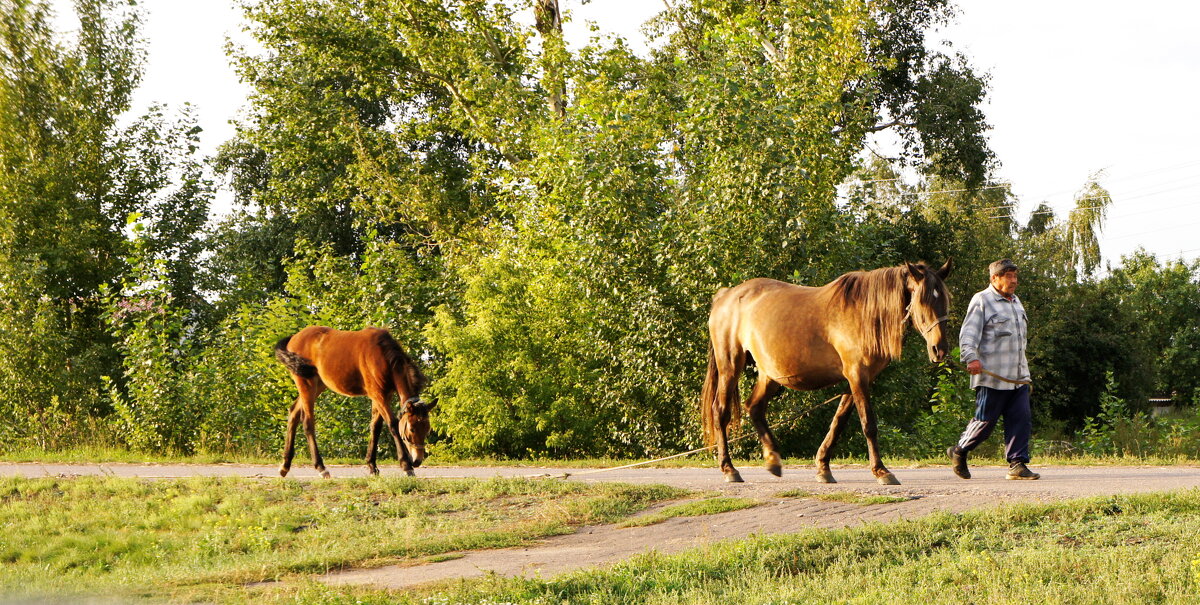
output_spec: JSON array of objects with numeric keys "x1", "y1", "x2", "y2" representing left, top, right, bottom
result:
[
  {"x1": 765, "y1": 453, "x2": 782, "y2": 477},
  {"x1": 724, "y1": 471, "x2": 744, "y2": 483},
  {"x1": 319, "y1": 470, "x2": 332, "y2": 479},
  {"x1": 876, "y1": 472, "x2": 900, "y2": 486},
  {"x1": 405, "y1": 469, "x2": 416, "y2": 477},
  {"x1": 367, "y1": 466, "x2": 379, "y2": 476},
  {"x1": 816, "y1": 471, "x2": 836, "y2": 484},
  {"x1": 279, "y1": 466, "x2": 289, "y2": 478}
]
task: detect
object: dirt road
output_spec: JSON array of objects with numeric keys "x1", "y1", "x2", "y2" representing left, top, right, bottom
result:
[{"x1": 5, "y1": 461, "x2": 1199, "y2": 589}]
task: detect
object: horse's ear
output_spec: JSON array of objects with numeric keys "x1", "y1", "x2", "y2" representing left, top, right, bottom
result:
[
  {"x1": 906, "y1": 262, "x2": 925, "y2": 281},
  {"x1": 937, "y1": 257, "x2": 953, "y2": 280},
  {"x1": 424, "y1": 400, "x2": 437, "y2": 412}
]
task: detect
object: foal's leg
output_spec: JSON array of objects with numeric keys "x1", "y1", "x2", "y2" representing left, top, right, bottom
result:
[
  {"x1": 281, "y1": 377, "x2": 329, "y2": 478},
  {"x1": 744, "y1": 377, "x2": 783, "y2": 476},
  {"x1": 365, "y1": 410, "x2": 384, "y2": 476},
  {"x1": 280, "y1": 396, "x2": 303, "y2": 478},
  {"x1": 847, "y1": 373, "x2": 898, "y2": 485},
  {"x1": 814, "y1": 393, "x2": 854, "y2": 483},
  {"x1": 371, "y1": 393, "x2": 415, "y2": 476},
  {"x1": 298, "y1": 387, "x2": 330, "y2": 479}
]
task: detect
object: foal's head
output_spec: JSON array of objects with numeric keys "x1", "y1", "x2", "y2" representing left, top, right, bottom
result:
[
  {"x1": 906, "y1": 259, "x2": 953, "y2": 362},
  {"x1": 399, "y1": 398, "x2": 436, "y2": 467}
]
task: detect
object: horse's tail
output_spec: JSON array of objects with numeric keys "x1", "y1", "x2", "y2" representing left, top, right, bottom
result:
[
  {"x1": 700, "y1": 339, "x2": 742, "y2": 448},
  {"x1": 274, "y1": 336, "x2": 317, "y2": 379},
  {"x1": 376, "y1": 330, "x2": 427, "y2": 396},
  {"x1": 700, "y1": 340, "x2": 720, "y2": 447}
]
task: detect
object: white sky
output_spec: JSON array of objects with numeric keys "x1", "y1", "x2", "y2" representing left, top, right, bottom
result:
[{"x1": 48, "y1": 0, "x2": 1200, "y2": 266}]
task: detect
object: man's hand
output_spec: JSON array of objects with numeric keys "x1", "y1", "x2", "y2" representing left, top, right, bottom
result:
[{"x1": 966, "y1": 360, "x2": 983, "y2": 375}]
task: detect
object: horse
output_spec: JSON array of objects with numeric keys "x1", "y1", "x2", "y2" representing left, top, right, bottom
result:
[
  {"x1": 274, "y1": 326, "x2": 434, "y2": 478},
  {"x1": 700, "y1": 260, "x2": 952, "y2": 485}
]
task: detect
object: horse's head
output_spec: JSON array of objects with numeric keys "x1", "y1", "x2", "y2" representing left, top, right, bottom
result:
[
  {"x1": 906, "y1": 259, "x2": 953, "y2": 362},
  {"x1": 399, "y1": 397, "x2": 436, "y2": 467}
]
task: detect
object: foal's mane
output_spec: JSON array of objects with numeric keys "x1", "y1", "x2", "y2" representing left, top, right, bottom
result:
[
  {"x1": 828, "y1": 265, "x2": 916, "y2": 360},
  {"x1": 376, "y1": 330, "x2": 428, "y2": 395}
]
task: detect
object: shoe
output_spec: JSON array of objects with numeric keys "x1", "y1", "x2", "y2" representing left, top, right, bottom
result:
[
  {"x1": 947, "y1": 445, "x2": 970, "y2": 479},
  {"x1": 1006, "y1": 462, "x2": 1040, "y2": 480}
]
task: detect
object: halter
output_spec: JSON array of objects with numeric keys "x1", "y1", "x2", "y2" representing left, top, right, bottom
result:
[{"x1": 903, "y1": 300, "x2": 949, "y2": 335}]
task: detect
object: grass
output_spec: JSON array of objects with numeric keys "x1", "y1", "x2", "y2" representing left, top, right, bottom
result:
[
  {"x1": 619, "y1": 497, "x2": 761, "y2": 527},
  {"x1": 775, "y1": 489, "x2": 912, "y2": 505},
  {"x1": 0, "y1": 475, "x2": 684, "y2": 603},
  {"x1": 260, "y1": 489, "x2": 1200, "y2": 604}
]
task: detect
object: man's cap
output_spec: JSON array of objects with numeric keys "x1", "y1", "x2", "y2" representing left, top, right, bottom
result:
[{"x1": 989, "y1": 259, "x2": 1018, "y2": 277}]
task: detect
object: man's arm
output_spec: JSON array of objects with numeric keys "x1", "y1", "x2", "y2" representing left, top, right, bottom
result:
[{"x1": 959, "y1": 296, "x2": 985, "y2": 374}]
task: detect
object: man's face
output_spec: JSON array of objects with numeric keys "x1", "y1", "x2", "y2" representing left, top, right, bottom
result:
[{"x1": 991, "y1": 269, "x2": 1018, "y2": 296}]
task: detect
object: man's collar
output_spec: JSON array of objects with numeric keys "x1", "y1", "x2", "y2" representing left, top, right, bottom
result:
[{"x1": 989, "y1": 285, "x2": 1017, "y2": 302}]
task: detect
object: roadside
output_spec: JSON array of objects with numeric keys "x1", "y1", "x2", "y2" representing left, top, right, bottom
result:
[{"x1": 5, "y1": 461, "x2": 1199, "y2": 590}]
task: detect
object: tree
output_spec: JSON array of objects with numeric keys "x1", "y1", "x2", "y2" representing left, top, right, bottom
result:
[{"x1": 0, "y1": 0, "x2": 211, "y2": 449}]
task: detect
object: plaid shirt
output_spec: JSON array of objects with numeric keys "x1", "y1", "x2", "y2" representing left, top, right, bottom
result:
[{"x1": 959, "y1": 285, "x2": 1030, "y2": 390}]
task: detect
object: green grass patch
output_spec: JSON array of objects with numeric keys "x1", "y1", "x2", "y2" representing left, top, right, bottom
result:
[
  {"x1": 258, "y1": 489, "x2": 1200, "y2": 604},
  {"x1": 0, "y1": 475, "x2": 684, "y2": 603},
  {"x1": 619, "y1": 497, "x2": 761, "y2": 528},
  {"x1": 775, "y1": 489, "x2": 912, "y2": 505}
]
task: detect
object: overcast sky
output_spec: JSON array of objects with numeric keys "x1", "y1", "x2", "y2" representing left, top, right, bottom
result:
[{"x1": 49, "y1": 0, "x2": 1200, "y2": 266}]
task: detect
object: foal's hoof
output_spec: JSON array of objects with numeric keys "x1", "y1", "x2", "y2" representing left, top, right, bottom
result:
[
  {"x1": 404, "y1": 469, "x2": 416, "y2": 477},
  {"x1": 816, "y1": 471, "x2": 836, "y2": 484},
  {"x1": 724, "y1": 470, "x2": 744, "y2": 483},
  {"x1": 279, "y1": 466, "x2": 290, "y2": 478},
  {"x1": 319, "y1": 469, "x2": 332, "y2": 479},
  {"x1": 876, "y1": 472, "x2": 900, "y2": 486}
]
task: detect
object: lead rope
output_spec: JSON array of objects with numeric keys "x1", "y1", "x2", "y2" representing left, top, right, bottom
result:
[{"x1": 525, "y1": 393, "x2": 845, "y2": 480}]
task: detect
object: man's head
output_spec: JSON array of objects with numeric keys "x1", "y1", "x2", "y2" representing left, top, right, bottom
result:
[{"x1": 989, "y1": 259, "x2": 1018, "y2": 296}]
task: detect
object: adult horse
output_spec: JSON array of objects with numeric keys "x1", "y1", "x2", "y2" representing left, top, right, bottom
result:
[
  {"x1": 700, "y1": 261, "x2": 952, "y2": 484},
  {"x1": 274, "y1": 326, "x2": 434, "y2": 478}
]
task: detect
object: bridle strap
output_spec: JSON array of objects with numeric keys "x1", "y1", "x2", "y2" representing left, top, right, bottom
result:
[{"x1": 903, "y1": 300, "x2": 949, "y2": 335}]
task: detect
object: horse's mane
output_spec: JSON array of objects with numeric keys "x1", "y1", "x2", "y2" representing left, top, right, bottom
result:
[
  {"x1": 376, "y1": 330, "x2": 428, "y2": 395},
  {"x1": 828, "y1": 265, "x2": 915, "y2": 361}
]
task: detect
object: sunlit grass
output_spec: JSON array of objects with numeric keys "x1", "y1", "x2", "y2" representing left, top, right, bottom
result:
[
  {"x1": 0, "y1": 475, "x2": 683, "y2": 603},
  {"x1": 774, "y1": 489, "x2": 912, "y2": 505},
  {"x1": 260, "y1": 489, "x2": 1200, "y2": 605},
  {"x1": 618, "y1": 497, "x2": 760, "y2": 528}
]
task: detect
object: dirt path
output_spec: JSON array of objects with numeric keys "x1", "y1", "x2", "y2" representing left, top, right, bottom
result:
[{"x1": 5, "y1": 462, "x2": 1200, "y2": 589}]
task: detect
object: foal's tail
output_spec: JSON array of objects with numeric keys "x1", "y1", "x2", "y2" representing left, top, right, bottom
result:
[
  {"x1": 700, "y1": 343, "x2": 734, "y2": 446},
  {"x1": 274, "y1": 336, "x2": 317, "y2": 379}
]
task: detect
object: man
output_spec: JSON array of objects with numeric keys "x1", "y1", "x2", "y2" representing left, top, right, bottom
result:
[{"x1": 948, "y1": 259, "x2": 1040, "y2": 480}]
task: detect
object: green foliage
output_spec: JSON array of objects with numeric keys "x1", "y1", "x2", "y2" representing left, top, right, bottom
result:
[
  {"x1": 0, "y1": 0, "x2": 210, "y2": 451},
  {"x1": 902, "y1": 355, "x2": 977, "y2": 456},
  {"x1": 8, "y1": 0, "x2": 1198, "y2": 464},
  {"x1": 1078, "y1": 371, "x2": 1200, "y2": 458}
]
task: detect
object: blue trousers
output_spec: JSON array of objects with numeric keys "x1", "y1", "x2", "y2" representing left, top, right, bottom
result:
[{"x1": 956, "y1": 385, "x2": 1032, "y2": 464}]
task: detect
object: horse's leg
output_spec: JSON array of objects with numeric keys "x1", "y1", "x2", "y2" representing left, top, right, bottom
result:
[
  {"x1": 372, "y1": 393, "x2": 415, "y2": 476},
  {"x1": 713, "y1": 359, "x2": 744, "y2": 483},
  {"x1": 280, "y1": 397, "x2": 304, "y2": 478},
  {"x1": 848, "y1": 373, "x2": 898, "y2": 485},
  {"x1": 286, "y1": 379, "x2": 328, "y2": 480},
  {"x1": 814, "y1": 394, "x2": 854, "y2": 483},
  {"x1": 744, "y1": 377, "x2": 783, "y2": 476},
  {"x1": 365, "y1": 409, "x2": 384, "y2": 476}
]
